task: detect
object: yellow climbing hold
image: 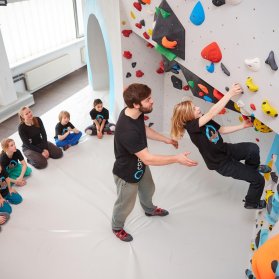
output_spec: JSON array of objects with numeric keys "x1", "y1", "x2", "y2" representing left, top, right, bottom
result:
[
  {"x1": 262, "y1": 100, "x2": 278, "y2": 117},
  {"x1": 253, "y1": 118, "x2": 273, "y2": 133},
  {"x1": 130, "y1": 11, "x2": 136, "y2": 20},
  {"x1": 264, "y1": 159, "x2": 273, "y2": 181},
  {"x1": 147, "y1": 29, "x2": 153, "y2": 36},
  {"x1": 234, "y1": 102, "x2": 241, "y2": 112},
  {"x1": 246, "y1": 77, "x2": 259, "y2": 92},
  {"x1": 265, "y1": 189, "x2": 274, "y2": 203},
  {"x1": 239, "y1": 116, "x2": 244, "y2": 122}
]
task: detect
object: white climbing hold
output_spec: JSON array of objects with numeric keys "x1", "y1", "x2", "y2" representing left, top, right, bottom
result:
[
  {"x1": 226, "y1": 0, "x2": 242, "y2": 5},
  {"x1": 244, "y1": 57, "x2": 261, "y2": 72}
]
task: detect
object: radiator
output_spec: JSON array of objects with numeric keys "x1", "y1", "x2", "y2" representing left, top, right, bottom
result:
[{"x1": 25, "y1": 54, "x2": 72, "y2": 91}]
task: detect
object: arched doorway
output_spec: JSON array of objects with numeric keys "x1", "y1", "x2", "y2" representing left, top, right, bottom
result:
[{"x1": 87, "y1": 14, "x2": 109, "y2": 91}]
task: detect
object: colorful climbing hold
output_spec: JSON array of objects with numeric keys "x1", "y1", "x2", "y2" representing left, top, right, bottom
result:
[
  {"x1": 123, "y1": 51, "x2": 132, "y2": 59},
  {"x1": 156, "y1": 67, "x2": 164, "y2": 74},
  {"x1": 250, "y1": 104, "x2": 256, "y2": 111},
  {"x1": 140, "y1": 19, "x2": 145, "y2": 26},
  {"x1": 234, "y1": 102, "x2": 241, "y2": 112},
  {"x1": 131, "y1": 62, "x2": 137, "y2": 68},
  {"x1": 146, "y1": 42, "x2": 154, "y2": 48},
  {"x1": 212, "y1": 0, "x2": 225, "y2": 6},
  {"x1": 162, "y1": 36, "x2": 177, "y2": 49},
  {"x1": 135, "y1": 23, "x2": 142, "y2": 29},
  {"x1": 265, "y1": 50, "x2": 278, "y2": 71},
  {"x1": 188, "y1": 80, "x2": 195, "y2": 88},
  {"x1": 201, "y1": 42, "x2": 222, "y2": 63},
  {"x1": 198, "y1": 92, "x2": 204, "y2": 97},
  {"x1": 190, "y1": 1, "x2": 205, "y2": 26},
  {"x1": 155, "y1": 7, "x2": 171, "y2": 19},
  {"x1": 253, "y1": 118, "x2": 273, "y2": 133},
  {"x1": 155, "y1": 44, "x2": 177, "y2": 61},
  {"x1": 206, "y1": 62, "x2": 215, "y2": 73},
  {"x1": 122, "y1": 30, "x2": 132, "y2": 37},
  {"x1": 203, "y1": 96, "x2": 213, "y2": 102},
  {"x1": 133, "y1": 2, "x2": 142, "y2": 11},
  {"x1": 126, "y1": 72, "x2": 132, "y2": 78},
  {"x1": 262, "y1": 100, "x2": 278, "y2": 117},
  {"x1": 136, "y1": 70, "x2": 144, "y2": 77},
  {"x1": 198, "y1": 84, "x2": 209, "y2": 94},
  {"x1": 218, "y1": 108, "x2": 226, "y2": 114},
  {"x1": 213, "y1": 88, "x2": 224, "y2": 100},
  {"x1": 246, "y1": 77, "x2": 259, "y2": 92},
  {"x1": 141, "y1": 0, "x2": 151, "y2": 4},
  {"x1": 144, "y1": 115, "x2": 149, "y2": 120},
  {"x1": 255, "y1": 138, "x2": 259, "y2": 142},
  {"x1": 183, "y1": 85, "x2": 190, "y2": 91},
  {"x1": 171, "y1": 75, "x2": 182, "y2": 90},
  {"x1": 221, "y1": 63, "x2": 230, "y2": 76},
  {"x1": 143, "y1": 32, "x2": 150, "y2": 40},
  {"x1": 147, "y1": 29, "x2": 153, "y2": 36},
  {"x1": 130, "y1": 11, "x2": 136, "y2": 19},
  {"x1": 244, "y1": 57, "x2": 261, "y2": 72}
]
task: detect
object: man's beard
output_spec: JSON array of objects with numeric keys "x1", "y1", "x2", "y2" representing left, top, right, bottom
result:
[{"x1": 139, "y1": 106, "x2": 153, "y2": 114}]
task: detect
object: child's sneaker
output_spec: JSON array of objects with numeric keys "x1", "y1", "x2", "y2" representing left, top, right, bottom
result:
[
  {"x1": 258, "y1": 165, "x2": 272, "y2": 173},
  {"x1": 145, "y1": 207, "x2": 169, "y2": 217},
  {"x1": 113, "y1": 229, "x2": 133, "y2": 242},
  {"x1": 85, "y1": 129, "x2": 92, "y2": 135},
  {"x1": 244, "y1": 199, "x2": 266, "y2": 209}
]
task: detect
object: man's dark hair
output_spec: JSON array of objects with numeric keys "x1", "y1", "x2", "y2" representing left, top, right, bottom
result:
[
  {"x1": 93, "y1": 98, "x2": 103, "y2": 107},
  {"x1": 123, "y1": 83, "x2": 151, "y2": 108}
]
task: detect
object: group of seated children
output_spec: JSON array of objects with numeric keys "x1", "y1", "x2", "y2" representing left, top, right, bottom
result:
[{"x1": 0, "y1": 98, "x2": 114, "y2": 230}]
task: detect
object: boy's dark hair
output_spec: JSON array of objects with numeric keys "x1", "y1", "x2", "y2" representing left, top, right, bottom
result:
[
  {"x1": 123, "y1": 83, "x2": 151, "y2": 108},
  {"x1": 93, "y1": 99, "x2": 103, "y2": 107}
]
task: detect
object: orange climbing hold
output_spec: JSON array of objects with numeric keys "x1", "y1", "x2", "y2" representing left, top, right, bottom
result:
[
  {"x1": 198, "y1": 84, "x2": 209, "y2": 94},
  {"x1": 201, "y1": 42, "x2": 222, "y2": 63},
  {"x1": 213, "y1": 88, "x2": 224, "y2": 100},
  {"x1": 161, "y1": 36, "x2": 177, "y2": 49},
  {"x1": 142, "y1": 0, "x2": 151, "y2": 4}
]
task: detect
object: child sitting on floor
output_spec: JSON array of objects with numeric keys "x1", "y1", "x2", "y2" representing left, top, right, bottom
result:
[
  {"x1": 0, "y1": 164, "x2": 23, "y2": 215},
  {"x1": 171, "y1": 83, "x2": 270, "y2": 210},
  {"x1": 54, "y1": 111, "x2": 82, "y2": 151},
  {"x1": 0, "y1": 138, "x2": 32, "y2": 186},
  {"x1": 85, "y1": 99, "x2": 115, "y2": 139}
]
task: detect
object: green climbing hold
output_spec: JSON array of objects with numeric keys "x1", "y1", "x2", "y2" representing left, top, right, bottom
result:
[
  {"x1": 188, "y1": 80, "x2": 194, "y2": 88},
  {"x1": 155, "y1": 7, "x2": 170, "y2": 19},
  {"x1": 155, "y1": 44, "x2": 177, "y2": 61}
]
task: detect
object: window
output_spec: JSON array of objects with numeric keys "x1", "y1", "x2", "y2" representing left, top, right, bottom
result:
[
  {"x1": 0, "y1": 0, "x2": 77, "y2": 66},
  {"x1": 73, "y1": 0, "x2": 84, "y2": 38}
]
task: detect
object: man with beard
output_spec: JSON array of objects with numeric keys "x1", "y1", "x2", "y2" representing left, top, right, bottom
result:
[{"x1": 111, "y1": 83, "x2": 198, "y2": 242}]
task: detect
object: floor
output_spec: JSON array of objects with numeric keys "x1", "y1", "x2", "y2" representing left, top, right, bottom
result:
[
  {"x1": 0, "y1": 84, "x2": 260, "y2": 279},
  {"x1": 0, "y1": 66, "x2": 88, "y2": 139}
]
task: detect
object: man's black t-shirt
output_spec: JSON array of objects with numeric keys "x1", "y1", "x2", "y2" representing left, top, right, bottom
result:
[
  {"x1": 0, "y1": 149, "x2": 24, "y2": 172},
  {"x1": 185, "y1": 118, "x2": 230, "y2": 170},
  {"x1": 90, "y1": 108, "x2": 109, "y2": 124},
  {"x1": 18, "y1": 117, "x2": 48, "y2": 152},
  {"x1": 113, "y1": 109, "x2": 147, "y2": 183},
  {"x1": 54, "y1": 122, "x2": 75, "y2": 139},
  {"x1": 0, "y1": 168, "x2": 9, "y2": 198}
]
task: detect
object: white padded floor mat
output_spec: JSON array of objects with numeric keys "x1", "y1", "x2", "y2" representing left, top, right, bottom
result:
[{"x1": 1, "y1": 86, "x2": 255, "y2": 279}]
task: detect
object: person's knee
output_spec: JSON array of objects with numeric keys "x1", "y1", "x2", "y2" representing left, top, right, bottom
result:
[
  {"x1": 32, "y1": 159, "x2": 48, "y2": 169},
  {"x1": 249, "y1": 143, "x2": 260, "y2": 155}
]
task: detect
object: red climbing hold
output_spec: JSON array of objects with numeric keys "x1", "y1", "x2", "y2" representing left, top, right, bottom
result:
[
  {"x1": 122, "y1": 30, "x2": 132, "y2": 37},
  {"x1": 136, "y1": 70, "x2": 144, "y2": 77},
  {"x1": 143, "y1": 32, "x2": 150, "y2": 40},
  {"x1": 198, "y1": 92, "x2": 204, "y2": 97},
  {"x1": 250, "y1": 104, "x2": 256, "y2": 110},
  {"x1": 201, "y1": 42, "x2": 222, "y2": 63},
  {"x1": 144, "y1": 115, "x2": 149, "y2": 121},
  {"x1": 256, "y1": 138, "x2": 260, "y2": 142},
  {"x1": 213, "y1": 88, "x2": 224, "y2": 100},
  {"x1": 123, "y1": 51, "x2": 132, "y2": 59},
  {"x1": 146, "y1": 42, "x2": 154, "y2": 48},
  {"x1": 156, "y1": 67, "x2": 164, "y2": 74},
  {"x1": 218, "y1": 108, "x2": 226, "y2": 114},
  {"x1": 135, "y1": 23, "x2": 142, "y2": 29},
  {"x1": 133, "y1": 2, "x2": 142, "y2": 11},
  {"x1": 183, "y1": 85, "x2": 190, "y2": 91}
]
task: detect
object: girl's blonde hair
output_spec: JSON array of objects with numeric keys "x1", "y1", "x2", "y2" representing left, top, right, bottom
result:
[
  {"x1": 58, "y1": 111, "x2": 70, "y2": 122},
  {"x1": 171, "y1": 101, "x2": 195, "y2": 139},
  {"x1": 18, "y1": 106, "x2": 39, "y2": 127},
  {"x1": 1, "y1": 138, "x2": 14, "y2": 153}
]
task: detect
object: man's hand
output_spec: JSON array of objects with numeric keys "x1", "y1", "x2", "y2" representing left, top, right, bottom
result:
[
  {"x1": 176, "y1": 152, "x2": 198, "y2": 167},
  {"x1": 229, "y1": 83, "x2": 243, "y2": 97},
  {"x1": 164, "y1": 138, "x2": 178, "y2": 149},
  {"x1": 243, "y1": 119, "x2": 253, "y2": 128}
]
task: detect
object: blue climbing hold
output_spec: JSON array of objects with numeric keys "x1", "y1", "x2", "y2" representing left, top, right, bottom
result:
[
  {"x1": 190, "y1": 1, "x2": 205, "y2": 26},
  {"x1": 203, "y1": 96, "x2": 213, "y2": 102},
  {"x1": 206, "y1": 62, "x2": 215, "y2": 73}
]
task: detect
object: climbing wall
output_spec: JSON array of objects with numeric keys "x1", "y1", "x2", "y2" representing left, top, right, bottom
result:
[{"x1": 118, "y1": 1, "x2": 279, "y2": 278}]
